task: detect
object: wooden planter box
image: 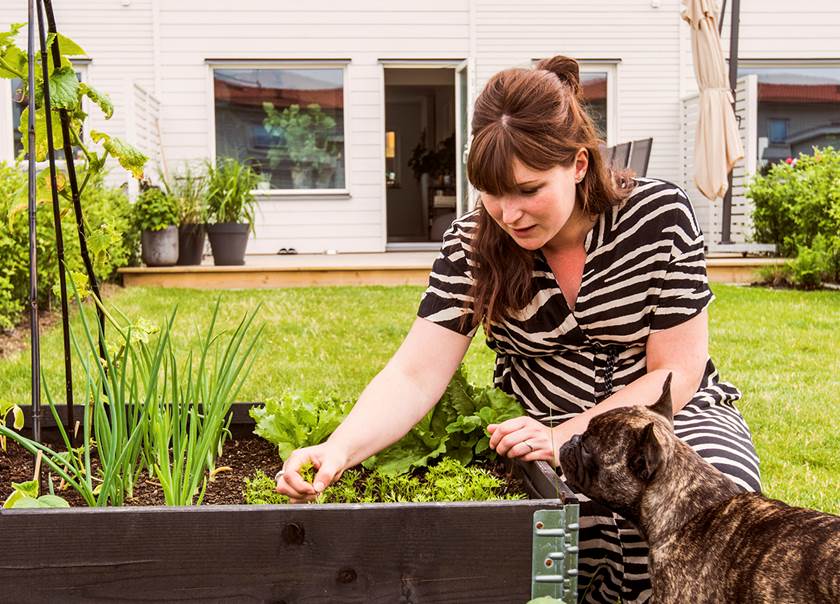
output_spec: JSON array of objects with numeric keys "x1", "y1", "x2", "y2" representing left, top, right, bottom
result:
[{"x1": 1, "y1": 403, "x2": 580, "y2": 603}]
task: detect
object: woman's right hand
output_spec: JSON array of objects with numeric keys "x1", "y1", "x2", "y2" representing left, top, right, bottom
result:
[{"x1": 274, "y1": 442, "x2": 349, "y2": 503}]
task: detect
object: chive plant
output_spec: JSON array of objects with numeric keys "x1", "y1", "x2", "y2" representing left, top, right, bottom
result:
[
  {"x1": 0, "y1": 293, "x2": 262, "y2": 507},
  {"x1": 150, "y1": 302, "x2": 262, "y2": 505}
]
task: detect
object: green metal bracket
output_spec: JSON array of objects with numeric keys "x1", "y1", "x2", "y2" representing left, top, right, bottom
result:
[{"x1": 531, "y1": 506, "x2": 580, "y2": 603}]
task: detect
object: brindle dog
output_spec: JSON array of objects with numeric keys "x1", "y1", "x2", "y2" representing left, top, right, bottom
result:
[{"x1": 557, "y1": 374, "x2": 840, "y2": 604}]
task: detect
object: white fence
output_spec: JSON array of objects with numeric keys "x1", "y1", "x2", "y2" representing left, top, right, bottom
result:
[
  {"x1": 126, "y1": 82, "x2": 162, "y2": 197},
  {"x1": 681, "y1": 75, "x2": 759, "y2": 248}
]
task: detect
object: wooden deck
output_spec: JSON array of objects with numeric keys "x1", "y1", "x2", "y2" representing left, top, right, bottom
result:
[{"x1": 118, "y1": 252, "x2": 786, "y2": 289}]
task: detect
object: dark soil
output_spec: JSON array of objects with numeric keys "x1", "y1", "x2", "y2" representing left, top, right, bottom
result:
[{"x1": 0, "y1": 435, "x2": 527, "y2": 507}]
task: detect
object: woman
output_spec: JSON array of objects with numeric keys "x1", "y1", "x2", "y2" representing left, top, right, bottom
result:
[{"x1": 276, "y1": 55, "x2": 761, "y2": 603}]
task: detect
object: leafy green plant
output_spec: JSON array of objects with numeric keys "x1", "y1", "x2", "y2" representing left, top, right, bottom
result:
[
  {"x1": 243, "y1": 458, "x2": 524, "y2": 505},
  {"x1": 363, "y1": 366, "x2": 523, "y2": 474},
  {"x1": 3, "y1": 478, "x2": 69, "y2": 509},
  {"x1": 250, "y1": 393, "x2": 353, "y2": 460},
  {"x1": 205, "y1": 157, "x2": 259, "y2": 226},
  {"x1": 133, "y1": 187, "x2": 177, "y2": 232},
  {"x1": 250, "y1": 366, "x2": 524, "y2": 476},
  {"x1": 748, "y1": 146, "x2": 840, "y2": 285},
  {"x1": 263, "y1": 103, "x2": 338, "y2": 172},
  {"x1": 786, "y1": 235, "x2": 837, "y2": 289}
]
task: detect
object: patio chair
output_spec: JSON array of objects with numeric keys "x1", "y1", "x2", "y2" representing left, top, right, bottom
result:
[
  {"x1": 627, "y1": 137, "x2": 653, "y2": 177},
  {"x1": 610, "y1": 141, "x2": 631, "y2": 171}
]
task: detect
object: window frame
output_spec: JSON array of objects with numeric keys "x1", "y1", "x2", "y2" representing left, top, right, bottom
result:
[
  {"x1": 530, "y1": 57, "x2": 619, "y2": 146},
  {"x1": 207, "y1": 60, "x2": 351, "y2": 197},
  {"x1": 578, "y1": 61, "x2": 618, "y2": 146}
]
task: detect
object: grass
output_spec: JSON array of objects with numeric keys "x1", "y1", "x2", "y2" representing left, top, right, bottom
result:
[{"x1": 0, "y1": 284, "x2": 837, "y2": 513}]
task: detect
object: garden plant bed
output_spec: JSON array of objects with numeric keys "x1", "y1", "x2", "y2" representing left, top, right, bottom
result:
[{"x1": 1, "y1": 403, "x2": 580, "y2": 602}]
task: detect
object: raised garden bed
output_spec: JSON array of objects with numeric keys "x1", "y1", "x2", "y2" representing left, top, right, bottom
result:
[{"x1": 1, "y1": 403, "x2": 580, "y2": 602}]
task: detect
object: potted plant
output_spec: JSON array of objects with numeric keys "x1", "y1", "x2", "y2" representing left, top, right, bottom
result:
[
  {"x1": 205, "y1": 157, "x2": 259, "y2": 266},
  {"x1": 134, "y1": 186, "x2": 179, "y2": 267},
  {"x1": 162, "y1": 164, "x2": 208, "y2": 266},
  {"x1": 263, "y1": 102, "x2": 339, "y2": 189}
]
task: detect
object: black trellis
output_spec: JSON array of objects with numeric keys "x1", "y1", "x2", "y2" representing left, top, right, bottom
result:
[{"x1": 26, "y1": 0, "x2": 105, "y2": 444}]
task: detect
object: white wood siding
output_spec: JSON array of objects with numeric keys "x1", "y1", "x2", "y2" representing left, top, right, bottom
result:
[
  {"x1": 3, "y1": 1, "x2": 838, "y2": 253},
  {"x1": 157, "y1": 1, "x2": 470, "y2": 254},
  {"x1": 475, "y1": 0, "x2": 686, "y2": 188}
]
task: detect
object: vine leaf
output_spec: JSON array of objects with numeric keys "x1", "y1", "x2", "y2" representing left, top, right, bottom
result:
[
  {"x1": 90, "y1": 130, "x2": 148, "y2": 178},
  {"x1": 54, "y1": 32, "x2": 85, "y2": 57},
  {"x1": 48, "y1": 65, "x2": 79, "y2": 109},
  {"x1": 79, "y1": 83, "x2": 113, "y2": 119},
  {"x1": 18, "y1": 106, "x2": 64, "y2": 162}
]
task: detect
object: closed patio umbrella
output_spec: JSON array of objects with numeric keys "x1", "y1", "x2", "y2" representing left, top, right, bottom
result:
[{"x1": 682, "y1": 0, "x2": 744, "y2": 200}]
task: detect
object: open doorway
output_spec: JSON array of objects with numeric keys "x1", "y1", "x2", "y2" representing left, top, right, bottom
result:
[{"x1": 384, "y1": 67, "x2": 457, "y2": 247}]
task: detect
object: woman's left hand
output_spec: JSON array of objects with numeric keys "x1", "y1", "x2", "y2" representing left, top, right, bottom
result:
[{"x1": 487, "y1": 416, "x2": 558, "y2": 464}]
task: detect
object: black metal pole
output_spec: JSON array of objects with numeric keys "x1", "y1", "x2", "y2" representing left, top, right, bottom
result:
[
  {"x1": 718, "y1": 0, "x2": 727, "y2": 34},
  {"x1": 36, "y1": 0, "x2": 74, "y2": 436},
  {"x1": 27, "y1": 0, "x2": 42, "y2": 444},
  {"x1": 42, "y1": 0, "x2": 106, "y2": 353},
  {"x1": 720, "y1": 0, "x2": 741, "y2": 244}
]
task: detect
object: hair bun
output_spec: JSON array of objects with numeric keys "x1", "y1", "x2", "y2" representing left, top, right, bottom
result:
[{"x1": 535, "y1": 55, "x2": 582, "y2": 98}]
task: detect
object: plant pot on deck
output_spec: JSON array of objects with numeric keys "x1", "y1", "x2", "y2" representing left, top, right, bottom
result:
[
  {"x1": 141, "y1": 225, "x2": 179, "y2": 267},
  {"x1": 176, "y1": 223, "x2": 206, "y2": 266},
  {"x1": 207, "y1": 222, "x2": 249, "y2": 266}
]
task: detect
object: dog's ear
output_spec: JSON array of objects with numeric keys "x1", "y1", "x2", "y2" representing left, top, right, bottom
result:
[
  {"x1": 629, "y1": 422, "x2": 665, "y2": 482},
  {"x1": 648, "y1": 373, "x2": 674, "y2": 426}
]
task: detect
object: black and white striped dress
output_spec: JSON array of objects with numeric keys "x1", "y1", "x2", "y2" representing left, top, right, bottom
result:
[{"x1": 417, "y1": 178, "x2": 761, "y2": 604}]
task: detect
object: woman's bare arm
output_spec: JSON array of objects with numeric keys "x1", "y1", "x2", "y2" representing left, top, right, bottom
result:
[{"x1": 278, "y1": 317, "x2": 471, "y2": 500}]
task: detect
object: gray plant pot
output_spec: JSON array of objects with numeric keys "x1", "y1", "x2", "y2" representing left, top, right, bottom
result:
[
  {"x1": 207, "y1": 222, "x2": 250, "y2": 266},
  {"x1": 177, "y1": 223, "x2": 206, "y2": 266},
  {"x1": 141, "y1": 226, "x2": 179, "y2": 267}
]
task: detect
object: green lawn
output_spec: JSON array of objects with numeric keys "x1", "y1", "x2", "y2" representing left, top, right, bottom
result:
[{"x1": 1, "y1": 284, "x2": 837, "y2": 513}]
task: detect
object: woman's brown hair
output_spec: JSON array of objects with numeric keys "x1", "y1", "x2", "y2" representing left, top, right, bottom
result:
[{"x1": 464, "y1": 55, "x2": 635, "y2": 336}]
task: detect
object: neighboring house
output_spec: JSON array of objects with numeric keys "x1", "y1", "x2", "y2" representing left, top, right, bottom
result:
[{"x1": 1, "y1": 1, "x2": 839, "y2": 253}]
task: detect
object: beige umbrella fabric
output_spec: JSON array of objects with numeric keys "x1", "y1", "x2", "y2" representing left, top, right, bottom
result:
[{"x1": 682, "y1": 0, "x2": 744, "y2": 200}]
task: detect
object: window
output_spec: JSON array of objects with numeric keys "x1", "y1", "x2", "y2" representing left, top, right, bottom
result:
[
  {"x1": 213, "y1": 66, "x2": 346, "y2": 191},
  {"x1": 531, "y1": 59, "x2": 617, "y2": 145},
  {"x1": 580, "y1": 71, "x2": 609, "y2": 141},
  {"x1": 768, "y1": 118, "x2": 788, "y2": 144},
  {"x1": 738, "y1": 64, "x2": 840, "y2": 167}
]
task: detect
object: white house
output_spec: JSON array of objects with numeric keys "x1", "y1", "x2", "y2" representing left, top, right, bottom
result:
[{"x1": 2, "y1": 1, "x2": 839, "y2": 254}]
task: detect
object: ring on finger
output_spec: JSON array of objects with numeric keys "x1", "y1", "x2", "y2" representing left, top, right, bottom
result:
[
  {"x1": 275, "y1": 469, "x2": 285, "y2": 482},
  {"x1": 523, "y1": 440, "x2": 534, "y2": 453}
]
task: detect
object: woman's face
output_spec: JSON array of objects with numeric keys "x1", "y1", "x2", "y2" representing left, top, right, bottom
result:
[{"x1": 480, "y1": 151, "x2": 588, "y2": 251}]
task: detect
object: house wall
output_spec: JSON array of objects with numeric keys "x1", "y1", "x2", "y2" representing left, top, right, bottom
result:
[{"x1": 3, "y1": 1, "x2": 839, "y2": 253}]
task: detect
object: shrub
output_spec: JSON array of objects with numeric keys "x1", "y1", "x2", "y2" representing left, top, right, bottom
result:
[
  {"x1": 748, "y1": 147, "x2": 840, "y2": 285},
  {"x1": 787, "y1": 235, "x2": 837, "y2": 289},
  {"x1": 132, "y1": 187, "x2": 177, "y2": 232},
  {"x1": 0, "y1": 162, "x2": 134, "y2": 329}
]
